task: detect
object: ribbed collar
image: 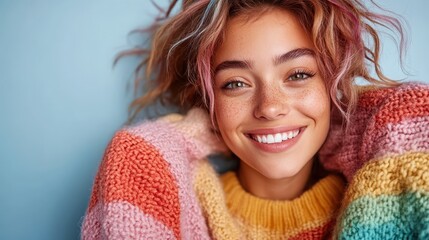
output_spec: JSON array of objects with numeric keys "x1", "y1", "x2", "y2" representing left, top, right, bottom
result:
[{"x1": 221, "y1": 172, "x2": 345, "y2": 232}]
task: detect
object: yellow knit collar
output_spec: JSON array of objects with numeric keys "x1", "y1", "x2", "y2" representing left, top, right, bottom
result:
[{"x1": 221, "y1": 172, "x2": 345, "y2": 232}]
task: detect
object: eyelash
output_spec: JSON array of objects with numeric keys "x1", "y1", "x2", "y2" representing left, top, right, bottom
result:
[
  {"x1": 221, "y1": 70, "x2": 316, "y2": 90},
  {"x1": 288, "y1": 70, "x2": 316, "y2": 81}
]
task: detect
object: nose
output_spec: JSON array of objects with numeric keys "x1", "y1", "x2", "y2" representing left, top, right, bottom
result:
[{"x1": 254, "y1": 85, "x2": 290, "y2": 120}]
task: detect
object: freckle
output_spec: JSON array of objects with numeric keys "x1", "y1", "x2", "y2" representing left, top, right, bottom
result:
[
  {"x1": 221, "y1": 99, "x2": 239, "y2": 118},
  {"x1": 295, "y1": 89, "x2": 311, "y2": 102},
  {"x1": 296, "y1": 88, "x2": 310, "y2": 100}
]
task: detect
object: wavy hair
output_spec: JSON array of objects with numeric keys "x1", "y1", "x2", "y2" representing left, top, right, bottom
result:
[{"x1": 120, "y1": 0, "x2": 405, "y2": 125}]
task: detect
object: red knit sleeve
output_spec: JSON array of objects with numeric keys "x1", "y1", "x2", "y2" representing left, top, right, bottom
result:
[
  {"x1": 81, "y1": 109, "x2": 224, "y2": 239},
  {"x1": 81, "y1": 128, "x2": 183, "y2": 239}
]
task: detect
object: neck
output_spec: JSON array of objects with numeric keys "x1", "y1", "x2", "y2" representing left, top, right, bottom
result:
[{"x1": 237, "y1": 160, "x2": 314, "y2": 200}]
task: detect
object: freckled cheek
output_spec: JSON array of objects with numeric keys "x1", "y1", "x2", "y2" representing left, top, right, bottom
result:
[
  {"x1": 296, "y1": 88, "x2": 330, "y2": 118},
  {"x1": 214, "y1": 95, "x2": 251, "y2": 134}
]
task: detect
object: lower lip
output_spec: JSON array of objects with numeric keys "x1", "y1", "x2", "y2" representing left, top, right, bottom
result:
[{"x1": 248, "y1": 128, "x2": 304, "y2": 153}]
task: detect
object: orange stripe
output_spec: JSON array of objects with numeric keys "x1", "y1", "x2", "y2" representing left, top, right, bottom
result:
[{"x1": 89, "y1": 130, "x2": 181, "y2": 238}]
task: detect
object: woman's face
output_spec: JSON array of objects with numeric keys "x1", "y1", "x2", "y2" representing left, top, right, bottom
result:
[{"x1": 213, "y1": 8, "x2": 330, "y2": 181}]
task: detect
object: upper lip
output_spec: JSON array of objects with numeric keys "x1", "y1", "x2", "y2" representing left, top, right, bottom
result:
[{"x1": 245, "y1": 126, "x2": 304, "y2": 135}]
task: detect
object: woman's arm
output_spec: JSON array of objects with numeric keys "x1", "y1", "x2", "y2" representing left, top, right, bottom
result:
[
  {"x1": 81, "y1": 109, "x2": 226, "y2": 239},
  {"x1": 320, "y1": 83, "x2": 429, "y2": 238}
]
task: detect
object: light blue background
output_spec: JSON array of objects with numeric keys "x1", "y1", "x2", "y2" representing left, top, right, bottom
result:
[{"x1": 0, "y1": 1, "x2": 428, "y2": 239}]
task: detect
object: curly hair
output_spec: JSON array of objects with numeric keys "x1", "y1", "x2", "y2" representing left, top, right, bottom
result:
[{"x1": 120, "y1": 0, "x2": 405, "y2": 125}]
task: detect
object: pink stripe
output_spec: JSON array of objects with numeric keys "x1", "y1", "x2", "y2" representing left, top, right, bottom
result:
[
  {"x1": 368, "y1": 116, "x2": 429, "y2": 157},
  {"x1": 82, "y1": 201, "x2": 176, "y2": 239},
  {"x1": 321, "y1": 116, "x2": 429, "y2": 181},
  {"x1": 125, "y1": 121, "x2": 210, "y2": 239}
]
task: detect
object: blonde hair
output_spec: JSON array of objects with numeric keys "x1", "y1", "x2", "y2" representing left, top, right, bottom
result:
[{"x1": 120, "y1": 0, "x2": 405, "y2": 124}]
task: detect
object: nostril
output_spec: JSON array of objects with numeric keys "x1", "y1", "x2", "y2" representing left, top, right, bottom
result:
[{"x1": 254, "y1": 103, "x2": 289, "y2": 120}]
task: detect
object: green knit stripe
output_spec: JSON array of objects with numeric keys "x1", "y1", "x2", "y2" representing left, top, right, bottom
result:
[{"x1": 338, "y1": 192, "x2": 429, "y2": 239}]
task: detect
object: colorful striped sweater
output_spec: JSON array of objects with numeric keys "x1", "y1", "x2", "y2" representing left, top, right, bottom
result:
[{"x1": 81, "y1": 83, "x2": 429, "y2": 239}]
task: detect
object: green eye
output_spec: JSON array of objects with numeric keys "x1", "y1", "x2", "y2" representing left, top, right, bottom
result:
[
  {"x1": 288, "y1": 70, "x2": 315, "y2": 81},
  {"x1": 291, "y1": 73, "x2": 307, "y2": 80},
  {"x1": 223, "y1": 81, "x2": 248, "y2": 89}
]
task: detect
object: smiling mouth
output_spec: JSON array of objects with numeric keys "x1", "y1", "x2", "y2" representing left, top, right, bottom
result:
[{"x1": 248, "y1": 129, "x2": 301, "y2": 144}]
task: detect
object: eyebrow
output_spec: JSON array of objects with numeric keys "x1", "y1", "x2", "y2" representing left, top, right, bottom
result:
[
  {"x1": 214, "y1": 59, "x2": 253, "y2": 75},
  {"x1": 273, "y1": 48, "x2": 315, "y2": 65},
  {"x1": 214, "y1": 47, "x2": 315, "y2": 75}
]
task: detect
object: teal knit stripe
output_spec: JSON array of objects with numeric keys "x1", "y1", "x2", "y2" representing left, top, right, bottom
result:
[{"x1": 338, "y1": 192, "x2": 429, "y2": 239}]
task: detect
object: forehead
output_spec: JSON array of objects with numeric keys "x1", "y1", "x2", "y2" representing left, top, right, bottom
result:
[{"x1": 214, "y1": 7, "x2": 314, "y2": 63}]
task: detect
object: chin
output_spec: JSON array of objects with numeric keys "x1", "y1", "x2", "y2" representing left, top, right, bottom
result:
[{"x1": 256, "y1": 162, "x2": 309, "y2": 180}]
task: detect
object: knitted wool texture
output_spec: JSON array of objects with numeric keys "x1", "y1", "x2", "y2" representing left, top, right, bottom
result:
[
  {"x1": 219, "y1": 172, "x2": 344, "y2": 239},
  {"x1": 81, "y1": 83, "x2": 429, "y2": 239},
  {"x1": 318, "y1": 83, "x2": 429, "y2": 239}
]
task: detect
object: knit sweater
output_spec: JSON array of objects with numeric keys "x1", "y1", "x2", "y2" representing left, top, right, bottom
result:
[
  {"x1": 220, "y1": 172, "x2": 345, "y2": 239},
  {"x1": 81, "y1": 83, "x2": 429, "y2": 239}
]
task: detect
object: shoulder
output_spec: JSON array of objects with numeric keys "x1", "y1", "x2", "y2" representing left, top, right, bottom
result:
[
  {"x1": 100, "y1": 123, "x2": 176, "y2": 182},
  {"x1": 100, "y1": 114, "x2": 188, "y2": 174}
]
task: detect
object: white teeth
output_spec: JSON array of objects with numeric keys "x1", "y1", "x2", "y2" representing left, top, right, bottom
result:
[
  {"x1": 282, "y1": 132, "x2": 288, "y2": 140},
  {"x1": 293, "y1": 130, "x2": 299, "y2": 137},
  {"x1": 252, "y1": 129, "x2": 300, "y2": 144},
  {"x1": 274, "y1": 133, "x2": 282, "y2": 143},
  {"x1": 267, "y1": 134, "x2": 275, "y2": 144}
]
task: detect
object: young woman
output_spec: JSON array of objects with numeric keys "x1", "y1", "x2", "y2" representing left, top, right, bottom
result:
[{"x1": 82, "y1": 0, "x2": 429, "y2": 239}]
